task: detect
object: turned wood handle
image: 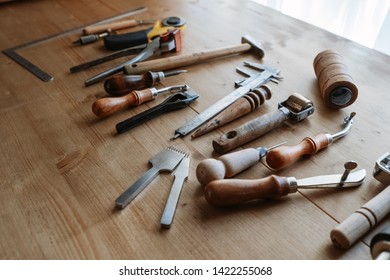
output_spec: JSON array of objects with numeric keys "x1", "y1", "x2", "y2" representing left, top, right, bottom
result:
[
  {"x1": 330, "y1": 186, "x2": 390, "y2": 249},
  {"x1": 212, "y1": 109, "x2": 288, "y2": 154},
  {"x1": 204, "y1": 175, "x2": 292, "y2": 206},
  {"x1": 123, "y1": 43, "x2": 252, "y2": 74},
  {"x1": 92, "y1": 89, "x2": 154, "y2": 117},
  {"x1": 83, "y1": 19, "x2": 139, "y2": 35},
  {"x1": 196, "y1": 148, "x2": 261, "y2": 186},
  {"x1": 266, "y1": 133, "x2": 331, "y2": 169}
]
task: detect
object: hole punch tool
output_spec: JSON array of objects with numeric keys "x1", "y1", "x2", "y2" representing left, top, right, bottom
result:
[
  {"x1": 212, "y1": 92, "x2": 314, "y2": 154},
  {"x1": 84, "y1": 28, "x2": 182, "y2": 86},
  {"x1": 104, "y1": 16, "x2": 186, "y2": 51},
  {"x1": 115, "y1": 146, "x2": 187, "y2": 210},
  {"x1": 331, "y1": 152, "x2": 390, "y2": 249},
  {"x1": 266, "y1": 112, "x2": 356, "y2": 170},
  {"x1": 116, "y1": 90, "x2": 199, "y2": 134},
  {"x1": 172, "y1": 60, "x2": 281, "y2": 139},
  {"x1": 204, "y1": 162, "x2": 366, "y2": 206},
  {"x1": 92, "y1": 84, "x2": 189, "y2": 118}
]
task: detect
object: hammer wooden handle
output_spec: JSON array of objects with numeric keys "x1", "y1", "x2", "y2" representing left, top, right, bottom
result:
[
  {"x1": 330, "y1": 186, "x2": 390, "y2": 249},
  {"x1": 266, "y1": 133, "x2": 331, "y2": 169},
  {"x1": 196, "y1": 148, "x2": 261, "y2": 186},
  {"x1": 92, "y1": 88, "x2": 154, "y2": 117},
  {"x1": 83, "y1": 19, "x2": 139, "y2": 35},
  {"x1": 212, "y1": 109, "x2": 288, "y2": 154},
  {"x1": 123, "y1": 43, "x2": 252, "y2": 74},
  {"x1": 204, "y1": 175, "x2": 292, "y2": 206}
]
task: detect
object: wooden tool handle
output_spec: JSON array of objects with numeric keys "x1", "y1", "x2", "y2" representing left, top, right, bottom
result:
[
  {"x1": 330, "y1": 186, "x2": 390, "y2": 249},
  {"x1": 212, "y1": 109, "x2": 288, "y2": 154},
  {"x1": 266, "y1": 133, "x2": 331, "y2": 169},
  {"x1": 123, "y1": 43, "x2": 251, "y2": 74},
  {"x1": 196, "y1": 148, "x2": 261, "y2": 186},
  {"x1": 204, "y1": 175, "x2": 292, "y2": 206},
  {"x1": 92, "y1": 89, "x2": 154, "y2": 117},
  {"x1": 83, "y1": 19, "x2": 138, "y2": 35}
]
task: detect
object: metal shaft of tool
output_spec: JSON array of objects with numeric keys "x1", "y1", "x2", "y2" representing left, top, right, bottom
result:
[
  {"x1": 161, "y1": 155, "x2": 189, "y2": 228},
  {"x1": 331, "y1": 112, "x2": 356, "y2": 141}
]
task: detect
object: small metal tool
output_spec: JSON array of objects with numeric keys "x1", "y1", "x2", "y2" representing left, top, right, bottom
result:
[
  {"x1": 173, "y1": 61, "x2": 281, "y2": 139},
  {"x1": 196, "y1": 142, "x2": 285, "y2": 186},
  {"x1": 115, "y1": 146, "x2": 186, "y2": 209},
  {"x1": 204, "y1": 162, "x2": 366, "y2": 206},
  {"x1": 338, "y1": 161, "x2": 358, "y2": 187},
  {"x1": 72, "y1": 31, "x2": 112, "y2": 45},
  {"x1": 161, "y1": 153, "x2": 190, "y2": 228},
  {"x1": 266, "y1": 112, "x2": 356, "y2": 170},
  {"x1": 331, "y1": 152, "x2": 390, "y2": 249},
  {"x1": 370, "y1": 224, "x2": 390, "y2": 260}
]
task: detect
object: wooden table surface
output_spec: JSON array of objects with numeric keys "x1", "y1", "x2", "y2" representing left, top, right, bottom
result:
[{"x1": 1, "y1": 0, "x2": 390, "y2": 260}]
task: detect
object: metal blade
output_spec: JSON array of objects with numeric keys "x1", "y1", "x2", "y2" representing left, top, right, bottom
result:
[{"x1": 296, "y1": 169, "x2": 366, "y2": 189}]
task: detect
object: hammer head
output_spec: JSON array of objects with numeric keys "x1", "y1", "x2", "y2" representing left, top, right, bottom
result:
[{"x1": 242, "y1": 34, "x2": 265, "y2": 59}]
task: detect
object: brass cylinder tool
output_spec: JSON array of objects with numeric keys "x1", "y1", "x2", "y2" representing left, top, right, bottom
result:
[
  {"x1": 266, "y1": 112, "x2": 356, "y2": 170},
  {"x1": 92, "y1": 85, "x2": 189, "y2": 118},
  {"x1": 196, "y1": 143, "x2": 284, "y2": 186},
  {"x1": 370, "y1": 225, "x2": 390, "y2": 260},
  {"x1": 204, "y1": 162, "x2": 366, "y2": 206},
  {"x1": 104, "y1": 70, "x2": 187, "y2": 96},
  {"x1": 313, "y1": 50, "x2": 358, "y2": 109},
  {"x1": 191, "y1": 85, "x2": 272, "y2": 139},
  {"x1": 212, "y1": 93, "x2": 314, "y2": 154},
  {"x1": 331, "y1": 153, "x2": 390, "y2": 249}
]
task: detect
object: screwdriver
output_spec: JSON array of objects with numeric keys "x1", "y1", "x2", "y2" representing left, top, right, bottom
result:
[
  {"x1": 104, "y1": 70, "x2": 187, "y2": 96},
  {"x1": 196, "y1": 143, "x2": 284, "y2": 186},
  {"x1": 266, "y1": 112, "x2": 356, "y2": 170},
  {"x1": 92, "y1": 84, "x2": 189, "y2": 118}
]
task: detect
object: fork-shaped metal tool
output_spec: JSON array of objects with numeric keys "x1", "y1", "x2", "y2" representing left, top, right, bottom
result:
[
  {"x1": 115, "y1": 146, "x2": 186, "y2": 209},
  {"x1": 161, "y1": 153, "x2": 190, "y2": 228}
]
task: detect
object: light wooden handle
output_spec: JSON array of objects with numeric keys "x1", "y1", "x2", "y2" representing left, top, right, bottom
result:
[
  {"x1": 212, "y1": 109, "x2": 288, "y2": 154},
  {"x1": 330, "y1": 186, "x2": 390, "y2": 249},
  {"x1": 196, "y1": 148, "x2": 261, "y2": 186},
  {"x1": 204, "y1": 175, "x2": 292, "y2": 206},
  {"x1": 266, "y1": 133, "x2": 331, "y2": 169},
  {"x1": 92, "y1": 89, "x2": 153, "y2": 117},
  {"x1": 123, "y1": 43, "x2": 251, "y2": 74},
  {"x1": 83, "y1": 19, "x2": 138, "y2": 35}
]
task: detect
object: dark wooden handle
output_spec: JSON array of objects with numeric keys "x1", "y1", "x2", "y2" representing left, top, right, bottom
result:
[
  {"x1": 266, "y1": 133, "x2": 331, "y2": 169},
  {"x1": 92, "y1": 89, "x2": 154, "y2": 117},
  {"x1": 204, "y1": 175, "x2": 292, "y2": 206}
]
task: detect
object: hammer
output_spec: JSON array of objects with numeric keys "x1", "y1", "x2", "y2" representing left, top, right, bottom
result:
[{"x1": 123, "y1": 34, "x2": 265, "y2": 75}]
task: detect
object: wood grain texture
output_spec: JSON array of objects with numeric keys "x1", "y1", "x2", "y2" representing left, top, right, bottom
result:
[{"x1": 2, "y1": 0, "x2": 389, "y2": 260}]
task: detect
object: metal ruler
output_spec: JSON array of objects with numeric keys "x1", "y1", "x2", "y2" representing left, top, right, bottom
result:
[{"x1": 2, "y1": 6, "x2": 146, "y2": 82}]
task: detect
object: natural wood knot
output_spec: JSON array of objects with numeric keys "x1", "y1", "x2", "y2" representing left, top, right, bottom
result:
[{"x1": 56, "y1": 149, "x2": 88, "y2": 173}]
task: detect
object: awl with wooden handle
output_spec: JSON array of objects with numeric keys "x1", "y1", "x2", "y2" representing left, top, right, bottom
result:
[
  {"x1": 92, "y1": 84, "x2": 188, "y2": 117},
  {"x1": 191, "y1": 85, "x2": 272, "y2": 139},
  {"x1": 83, "y1": 19, "x2": 155, "y2": 35},
  {"x1": 266, "y1": 112, "x2": 356, "y2": 170},
  {"x1": 204, "y1": 165, "x2": 366, "y2": 206}
]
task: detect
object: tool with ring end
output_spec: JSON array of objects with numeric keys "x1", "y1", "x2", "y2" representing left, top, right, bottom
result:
[
  {"x1": 104, "y1": 16, "x2": 186, "y2": 50},
  {"x1": 266, "y1": 112, "x2": 356, "y2": 170},
  {"x1": 212, "y1": 93, "x2": 314, "y2": 154},
  {"x1": 204, "y1": 162, "x2": 366, "y2": 206},
  {"x1": 116, "y1": 90, "x2": 199, "y2": 134},
  {"x1": 196, "y1": 142, "x2": 285, "y2": 186}
]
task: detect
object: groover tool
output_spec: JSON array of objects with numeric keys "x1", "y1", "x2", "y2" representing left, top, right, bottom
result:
[
  {"x1": 116, "y1": 91, "x2": 199, "y2": 134},
  {"x1": 104, "y1": 70, "x2": 187, "y2": 96},
  {"x1": 123, "y1": 35, "x2": 265, "y2": 75},
  {"x1": 173, "y1": 61, "x2": 281, "y2": 139},
  {"x1": 266, "y1": 112, "x2": 356, "y2": 170},
  {"x1": 212, "y1": 92, "x2": 314, "y2": 154},
  {"x1": 115, "y1": 146, "x2": 187, "y2": 209},
  {"x1": 204, "y1": 161, "x2": 366, "y2": 206},
  {"x1": 196, "y1": 142, "x2": 284, "y2": 186},
  {"x1": 313, "y1": 50, "x2": 358, "y2": 109},
  {"x1": 92, "y1": 84, "x2": 189, "y2": 117},
  {"x1": 191, "y1": 84, "x2": 272, "y2": 139},
  {"x1": 85, "y1": 28, "x2": 182, "y2": 86},
  {"x1": 331, "y1": 152, "x2": 390, "y2": 249},
  {"x1": 370, "y1": 224, "x2": 390, "y2": 260},
  {"x1": 104, "y1": 16, "x2": 186, "y2": 50}
]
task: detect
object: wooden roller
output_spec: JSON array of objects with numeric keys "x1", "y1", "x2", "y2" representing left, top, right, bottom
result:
[{"x1": 313, "y1": 50, "x2": 358, "y2": 109}]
